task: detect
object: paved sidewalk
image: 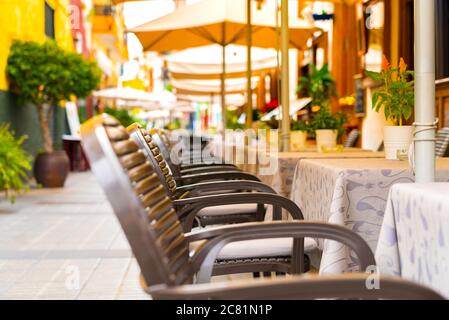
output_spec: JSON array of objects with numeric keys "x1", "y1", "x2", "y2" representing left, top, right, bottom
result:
[{"x1": 0, "y1": 173, "x2": 149, "y2": 300}]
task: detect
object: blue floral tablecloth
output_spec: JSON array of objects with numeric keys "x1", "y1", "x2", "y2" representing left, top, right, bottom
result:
[
  {"x1": 290, "y1": 158, "x2": 449, "y2": 275},
  {"x1": 375, "y1": 183, "x2": 449, "y2": 298}
]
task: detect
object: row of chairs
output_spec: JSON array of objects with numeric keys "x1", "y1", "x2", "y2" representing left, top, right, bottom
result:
[{"x1": 79, "y1": 114, "x2": 444, "y2": 300}]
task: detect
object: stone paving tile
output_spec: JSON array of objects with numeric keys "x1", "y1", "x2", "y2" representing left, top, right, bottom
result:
[
  {"x1": 114, "y1": 260, "x2": 149, "y2": 300},
  {"x1": 76, "y1": 258, "x2": 132, "y2": 300},
  {"x1": 0, "y1": 172, "x2": 252, "y2": 300},
  {"x1": 0, "y1": 173, "x2": 151, "y2": 300}
]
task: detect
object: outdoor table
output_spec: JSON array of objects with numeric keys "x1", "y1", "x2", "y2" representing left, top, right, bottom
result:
[
  {"x1": 232, "y1": 145, "x2": 384, "y2": 197},
  {"x1": 375, "y1": 183, "x2": 449, "y2": 299},
  {"x1": 290, "y1": 158, "x2": 449, "y2": 274},
  {"x1": 262, "y1": 150, "x2": 384, "y2": 197}
]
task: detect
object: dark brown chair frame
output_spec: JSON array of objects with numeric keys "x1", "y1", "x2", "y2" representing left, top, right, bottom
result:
[
  {"x1": 128, "y1": 125, "x2": 277, "y2": 229},
  {"x1": 81, "y1": 115, "x2": 443, "y2": 300}
]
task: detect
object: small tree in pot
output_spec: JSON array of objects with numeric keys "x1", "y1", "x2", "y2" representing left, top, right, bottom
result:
[
  {"x1": 290, "y1": 119, "x2": 311, "y2": 151},
  {"x1": 6, "y1": 40, "x2": 101, "y2": 187},
  {"x1": 298, "y1": 64, "x2": 344, "y2": 151},
  {"x1": 366, "y1": 56, "x2": 414, "y2": 160},
  {"x1": 310, "y1": 108, "x2": 347, "y2": 152}
]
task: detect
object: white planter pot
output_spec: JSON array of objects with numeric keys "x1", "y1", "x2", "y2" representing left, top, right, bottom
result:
[
  {"x1": 384, "y1": 125, "x2": 414, "y2": 160},
  {"x1": 290, "y1": 131, "x2": 307, "y2": 151},
  {"x1": 316, "y1": 129, "x2": 337, "y2": 152}
]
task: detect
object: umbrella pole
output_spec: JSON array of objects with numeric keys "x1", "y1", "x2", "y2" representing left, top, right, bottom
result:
[
  {"x1": 221, "y1": 42, "x2": 227, "y2": 147},
  {"x1": 246, "y1": 0, "x2": 253, "y2": 129},
  {"x1": 280, "y1": 0, "x2": 290, "y2": 152},
  {"x1": 414, "y1": 0, "x2": 436, "y2": 183}
]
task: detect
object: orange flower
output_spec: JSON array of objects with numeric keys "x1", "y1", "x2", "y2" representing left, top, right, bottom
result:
[
  {"x1": 382, "y1": 55, "x2": 390, "y2": 71},
  {"x1": 399, "y1": 57, "x2": 407, "y2": 73}
]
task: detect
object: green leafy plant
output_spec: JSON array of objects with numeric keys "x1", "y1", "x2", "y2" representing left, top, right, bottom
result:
[
  {"x1": 365, "y1": 56, "x2": 414, "y2": 126},
  {"x1": 104, "y1": 107, "x2": 146, "y2": 128},
  {"x1": 262, "y1": 116, "x2": 279, "y2": 130},
  {"x1": 226, "y1": 109, "x2": 244, "y2": 130},
  {"x1": 298, "y1": 64, "x2": 337, "y2": 107},
  {"x1": 0, "y1": 124, "x2": 32, "y2": 203},
  {"x1": 6, "y1": 40, "x2": 101, "y2": 153},
  {"x1": 166, "y1": 119, "x2": 182, "y2": 130},
  {"x1": 311, "y1": 107, "x2": 348, "y2": 140},
  {"x1": 291, "y1": 119, "x2": 311, "y2": 132}
]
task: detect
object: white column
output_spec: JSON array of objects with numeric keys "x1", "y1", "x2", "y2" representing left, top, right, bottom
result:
[{"x1": 414, "y1": 0, "x2": 436, "y2": 183}]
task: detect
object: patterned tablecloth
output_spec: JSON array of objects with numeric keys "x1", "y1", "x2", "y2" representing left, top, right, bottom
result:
[
  {"x1": 375, "y1": 183, "x2": 449, "y2": 298},
  {"x1": 234, "y1": 146, "x2": 384, "y2": 197},
  {"x1": 290, "y1": 158, "x2": 449, "y2": 274}
]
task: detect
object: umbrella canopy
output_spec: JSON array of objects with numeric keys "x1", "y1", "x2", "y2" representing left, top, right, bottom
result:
[
  {"x1": 172, "y1": 77, "x2": 259, "y2": 95},
  {"x1": 260, "y1": 98, "x2": 312, "y2": 121},
  {"x1": 93, "y1": 87, "x2": 176, "y2": 106},
  {"x1": 177, "y1": 93, "x2": 246, "y2": 105},
  {"x1": 130, "y1": 0, "x2": 320, "y2": 51},
  {"x1": 167, "y1": 44, "x2": 277, "y2": 79}
]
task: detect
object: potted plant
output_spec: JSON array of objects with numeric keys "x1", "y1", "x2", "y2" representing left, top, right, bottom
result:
[
  {"x1": 311, "y1": 107, "x2": 347, "y2": 152},
  {"x1": 366, "y1": 56, "x2": 414, "y2": 160},
  {"x1": 298, "y1": 63, "x2": 337, "y2": 111},
  {"x1": 290, "y1": 119, "x2": 310, "y2": 151},
  {"x1": 0, "y1": 124, "x2": 32, "y2": 203},
  {"x1": 298, "y1": 64, "x2": 342, "y2": 151},
  {"x1": 6, "y1": 40, "x2": 100, "y2": 187}
]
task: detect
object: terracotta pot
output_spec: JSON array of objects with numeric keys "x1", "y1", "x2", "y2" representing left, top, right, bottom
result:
[{"x1": 34, "y1": 151, "x2": 70, "y2": 188}]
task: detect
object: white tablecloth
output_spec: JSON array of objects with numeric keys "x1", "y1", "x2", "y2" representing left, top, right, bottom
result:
[
  {"x1": 234, "y1": 146, "x2": 383, "y2": 197},
  {"x1": 375, "y1": 183, "x2": 449, "y2": 298},
  {"x1": 290, "y1": 158, "x2": 449, "y2": 274}
]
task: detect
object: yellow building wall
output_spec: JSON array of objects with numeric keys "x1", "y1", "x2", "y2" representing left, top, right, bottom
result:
[
  {"x1": 91, "y1": 1, "x2": 128, "y2": 88},
  {"x1": 0, "y1": 0, "x2": 74, "y2": 91}
]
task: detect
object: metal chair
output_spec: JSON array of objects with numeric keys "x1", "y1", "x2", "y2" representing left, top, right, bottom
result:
[
  {"x1": 150, "y1": 129, "x2": 241, "y2": 180},
  {"x1": 436, "y1": 127, "x2": 449, "y2": 157},
  {"x1": 129, "y1": 124, "x2": 279, "y2": 230},
  {"x1": 79, "y1": 114, "x2": 443, "y2": 300},
  {"x1": 343, "y1": 129, "x2": 360, "y2": 148}
]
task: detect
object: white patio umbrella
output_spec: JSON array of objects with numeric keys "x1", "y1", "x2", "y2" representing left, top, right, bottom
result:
[
  {"x1": 260, "y1": 98, "x2": 312, "y2": 121},
  {"x1": 130, "y1": 0, "x2": 319, "y2": 135},
  {"x1": 171, "y1": 77, "x2": 260, "y2": 95},
  {"x1": 414, "y1": 0, "x2": 436, "y2": 182},
  {"x1": 93, "y1": 87, "x2": 177, "y2": 107},
  {"x1": 166, "y1": 44, "x2": 277, "y2": 79},
  {"x1": 177, "y1": 93, "x2": 247, "y2": 106}
]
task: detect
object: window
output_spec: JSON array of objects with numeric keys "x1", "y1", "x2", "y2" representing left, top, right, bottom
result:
[{"x1": 45, "y1": 2, "x2": 55, "y2": 39}]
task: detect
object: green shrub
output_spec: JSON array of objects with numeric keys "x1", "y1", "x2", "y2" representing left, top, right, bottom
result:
[
  {"x1": 0, "y1": 124, "x2": 32, "y2": 203},
  {"x1": 291, "y1": 119, "x2": 312, "y2": 132},
  {"x1": 311, "y1": 107, "x2": 347, "y2": 140},
  {"x1": 298, "y1": 64, "x2": 337, "y2": 108},
  {"x1": 6, "y1": 40, "x2": 101, "y2": 153}
]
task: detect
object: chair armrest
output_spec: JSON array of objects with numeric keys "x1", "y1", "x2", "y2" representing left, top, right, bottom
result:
[
  {"x1": 174, "y1": 192, "x2": 302, "y2": 224},
  {"x1": 178, "y1": 171, "x2": 261, "y2": 184},
  {"x1": 176, "y1": 180, "x2": 276, "y2": 196},
  {"x1": 187, "y1": 221, "x2": 375, "y2": 283},
  {"x1": 148, "y1": 274, "x2": 444, "y2": 300},
  {"x1": 180, "y1": 163, "x2": 237, "y2": 170},
  {"x1": 180, "y1": 166, "x2": 241, "y2": 175}
]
